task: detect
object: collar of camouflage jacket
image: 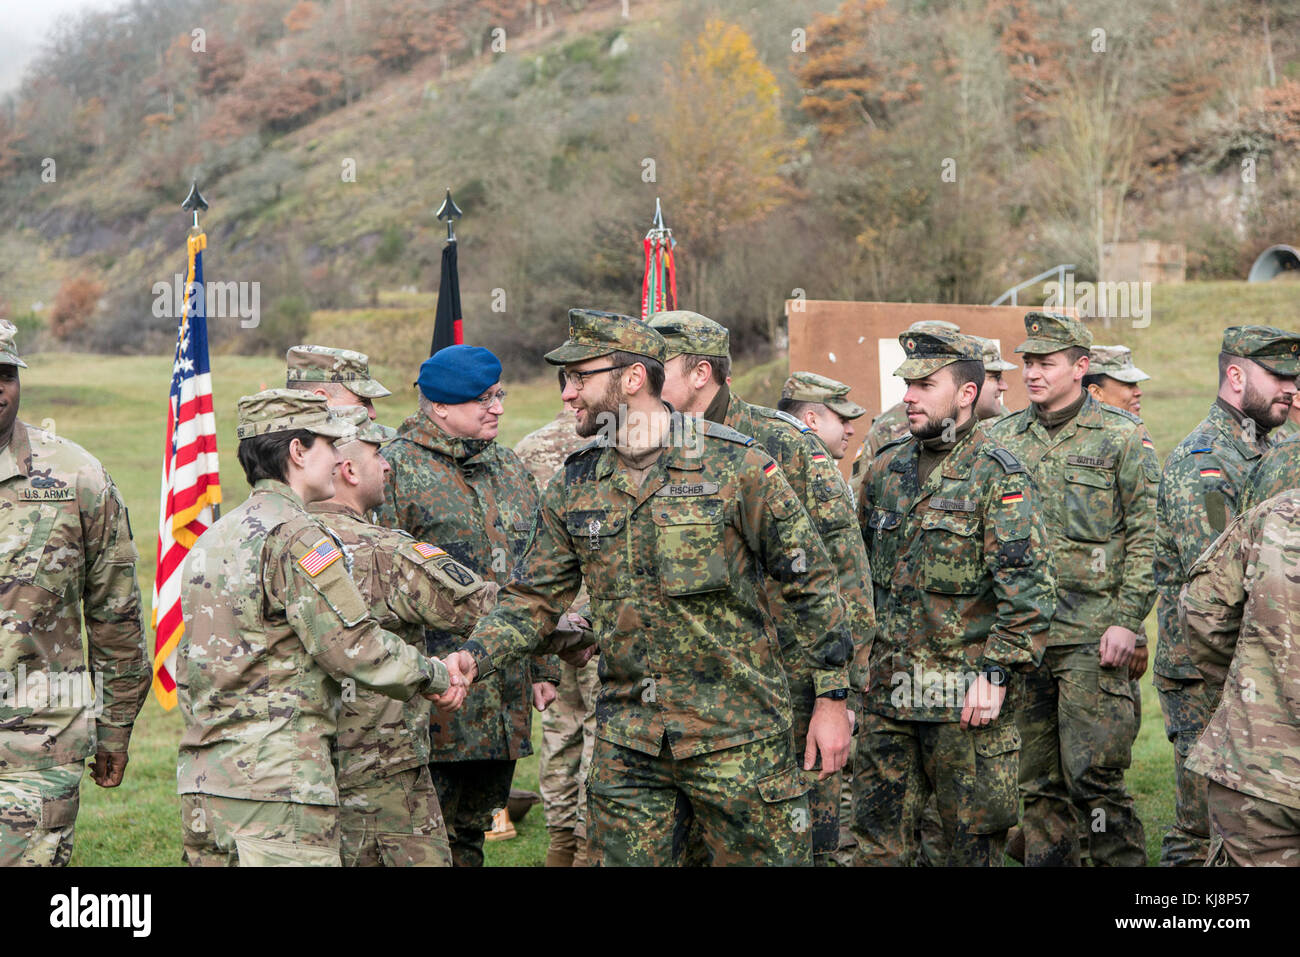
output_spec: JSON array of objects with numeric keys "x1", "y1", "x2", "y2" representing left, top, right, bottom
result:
[
  {"x1": 398, "y1": 412, "x2": 497, "y2": 465},
  {"x1": 306, "y1": 500, "x2": 365, "y2": 522},
  {"x1": 251, "y1": 477, "x2": 306, "y2": 509},
  {"x1": 591, "y1": 410, "x2": 705, "y2": 482},
  {"x1": 0, "y1": 419, "x2": 33, "y2": 482},
  {"x1": 1019, "y1": 390, "x2": 1103, "y2": 435}
]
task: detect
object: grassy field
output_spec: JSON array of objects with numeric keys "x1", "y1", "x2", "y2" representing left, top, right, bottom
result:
[{"x1": 45, "y1": 280, "x2": 1300, "y2": 865}]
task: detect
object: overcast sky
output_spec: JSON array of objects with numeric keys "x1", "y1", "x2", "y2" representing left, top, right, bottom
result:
[{"x1": 0, "y1": 0, "x2": 115, "y2": 95}]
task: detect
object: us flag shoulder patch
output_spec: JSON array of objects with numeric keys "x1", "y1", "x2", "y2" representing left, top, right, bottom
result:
[
  {"x1": 413, "y1": 542, "x2": 447, "y2": 560},
  {"x1": 1001, "y1": 491, "x2": 1024, "y2": 505},
  {"x1": 298, "y1": 537, "x2": 342, "y2": 577},
  {"x1": 763, "y1": 461, "x2": 779, "y2": 477}
]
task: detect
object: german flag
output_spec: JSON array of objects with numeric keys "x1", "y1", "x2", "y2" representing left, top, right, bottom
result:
[
  {"x1": 1001, "y1": 491, "x2": 1024, "y2": 505},
  {"x1": 1200, "y1": 467, "x2": 1222, "y2": 478}
]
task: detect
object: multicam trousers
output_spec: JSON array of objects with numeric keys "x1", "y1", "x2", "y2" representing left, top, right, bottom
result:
[
  {"x1": 1206, "y1": 780, "x2": 1300, "y2": 867},
  {"x1": 339, "y1": 765, "x2": 451, "y2": 867},
  {"x1": 0, "y1": 762, "x2": 82, "y2": 867},
  {"x1": 539, "y1": 659, "x2": 599, "y2": 838},
  {"x1": 180, "y1": 794, "x2": 341, "y2": 866}
]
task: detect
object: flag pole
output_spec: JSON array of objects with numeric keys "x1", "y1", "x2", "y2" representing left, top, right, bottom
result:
[{"x1": 430, "y1": 188, "x2": 465, "y2": 354}]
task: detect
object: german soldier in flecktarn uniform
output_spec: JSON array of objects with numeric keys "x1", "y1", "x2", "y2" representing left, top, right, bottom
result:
[
  {"x1": 445, "y1": 309, "x2": 854, "y2": 866},
  {"x1": 990, "y1": 312, "x2": 1160, "y2": 867},
  {"x1": 855, "y1": 329, "x2": 1056, "y2": 866}
]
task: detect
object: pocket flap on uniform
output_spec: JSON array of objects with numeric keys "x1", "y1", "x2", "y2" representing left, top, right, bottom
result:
[
  {"x1": 234, "y1": 835, "x2": 342, "y2": 867},
  {"x1": 1065, "y1": 468, "x2": 1114, "y2": 490},
  {"x1": 973, "y1": 724, "x2": 1021, "y2": 757},
  {"x1": 756, "y1": 764, "x2": 811, "y2": 804},
  {"x1": 40, "y1": 794, "x2": 80, "y2": 829},
  {"x1": 1097, "y1": 669, "x2": 1134, "y2": 699},
  {"x1": 920, "y1": 509, "x2": 980, "y2": 536},
  {"x1": 651, "y1": 498, "x2": 724, "y2": 526}
]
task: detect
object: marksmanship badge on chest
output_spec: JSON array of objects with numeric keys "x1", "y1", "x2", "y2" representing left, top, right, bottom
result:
[{"x1": 588, "y1": 518, "x2": 602, "y2": 551}]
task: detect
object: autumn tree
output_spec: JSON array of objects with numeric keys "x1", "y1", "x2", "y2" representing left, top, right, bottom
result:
[
  {"x1": 655, "y1": 19, "x2": 793, "y2": 314},
  {"x1": 49, "y1": 276, "x2": 104, "y2": 342},
  {"x1": 795, "y1": 0, "x2": 916, "y2": 139}
]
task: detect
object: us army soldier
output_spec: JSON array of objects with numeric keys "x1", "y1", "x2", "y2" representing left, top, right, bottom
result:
[
  {"x1": 0, "y1": 319, "x2": 150, "y2": 867},
  {"x1": 1181, "y1": 491, "x2": 1300, "y2": 865},
  {"x1": 1154, "y1": 326, "x2": 1300, "y2": 865},
  {"x1": 651, "y1": 312, "x2": 873, "y2": 867},
  {"x1": 286, "y1": 344, "x2": 392, "y2": 420},
  {"x1": 856, "y1": 330, "x2": 1055, "y2": 866},
  {"x1": 177, "y1": 391, "x2": 462, "y2": 866},
  {"x1": 990, "y1": 312, "x2": 1159, "y2": 867},
  {"x1": 446, "y1": 310, "x2": 853, "y2": 866},
  {"x1": 310, "y1": 407, "x2": 498, "y2": 866}
]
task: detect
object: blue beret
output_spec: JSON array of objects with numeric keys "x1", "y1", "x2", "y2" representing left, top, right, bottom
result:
[{"x1": 417, "y1": 345, "x2": 502, "y2": 404}]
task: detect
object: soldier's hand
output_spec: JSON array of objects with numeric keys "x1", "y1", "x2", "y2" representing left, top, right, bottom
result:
[
  {"x1": 444, "y1": 649, "x2": 478, "y2": 685},
  {"x1": 1099, "y1": 625, "x2": 1140, "y2": 669},
  {"x1": 425, "y1": 666, "x2": 467, "y2": 711},
  {"x1": 806, "y1": 699, "x2": 851, "y2": 779},
  {"x1": 532, "y1": 681, "x2": 557, "y2": 712},
  {"x1": 90, "y1": 749, "x2": 129, "y2": 788},
  {"x1": 1128, "y1": 643, "x2": 1149, "y2": 681},
  {"x1": 960, "y1": 676, "x2": 1005, "y2": 730}
]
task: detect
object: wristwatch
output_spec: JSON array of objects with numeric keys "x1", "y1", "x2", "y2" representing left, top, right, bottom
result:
[
  {"x1": 981, "y1": 664, "x2": 1010, "y2": 687},
  {"x1": 818, "y1": 688, "x2": 850, "y2": 701}
]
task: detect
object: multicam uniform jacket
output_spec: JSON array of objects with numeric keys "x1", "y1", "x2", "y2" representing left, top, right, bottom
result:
[
  {"x1": 720, "y1": 392, "x2": 875, "y2": 690},
  {"x1": 1155, "y1": 402, "x2": 1268, "y2": 681},
  {"x1": 463, "y1": 411, "x2": 852, "y2": 760},
  {"x1": 1181, "y1": 491, "x2": 1300, "y2": 810},
  {"x1": 1238, "y1": 432, "x2": 1300, "y2": 513},
  {"x1": 308, "y1": 502, "x2": 496, "y2": 789},
  {"x1": 857, "y1": 423, "x2": 1056, "y2": 722},
  {"x1": 0, "y1": 420, "x2": 149, "y2": 772},
  {"x1": 376, "y1": 414, "x2": 555, "y2": 762},
  {"x1": 990, "y1": 393, "x2": 1159, "y2": 646},
  {"x1": 177, "y1": 480, "x2": 445, "y2": 805}
]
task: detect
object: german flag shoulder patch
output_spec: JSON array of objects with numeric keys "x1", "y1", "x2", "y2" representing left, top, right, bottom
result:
[{"x1": 1001, "y1": 491, "x2": 1024, "y2": 505}]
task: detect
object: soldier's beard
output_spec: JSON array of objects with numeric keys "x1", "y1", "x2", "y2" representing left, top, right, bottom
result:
[
  {"x1": 1241, "y1": 380, "x2": 1290, "y2": 430},
  {"x1": 909, "y1": 399, "x2": 961, "y2": 440},
  {"x1": 576, "y1": 382, "x2": 626, "y2": 438}
]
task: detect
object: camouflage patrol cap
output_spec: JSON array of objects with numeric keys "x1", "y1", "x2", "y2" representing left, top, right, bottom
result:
[
  {"x1": 782, "y1": 371, "x2": 867, "y2": 419},
  {"x1": 1221, "y1": 325, "x2": 1300, "y2": 376},
  {"x1": 286, "y1": 344, "x2": 391, "y2": 399},
  {"x1": 971, "y1": 335, "x2": 1017, "y2": 372},
  {"x1": 1015, "y1": 311, "x2": 1092, "y2": 355},
  {"x1": 894, "y1": 330, "x2": 983, "y2": 379},
  {"x1": 544, "y1": 309, "x2": 667, "y2": 365},
  {"x1": 0, "y1": 320, "x2": 29, "y2": 369},
  {"x1": 332, "y1": 405, "x2": 398, "y2": 446},
  {"x1": 1089, "y1": 344, "x2": 1150, "y2": 383},
  {"x1": 906, "y1": 319, "x2": 961, "y2": 334},
  {"x1": 647, "y1": 311, "x2": 730, "y2": 359},
  {"x1": 235, "y1": 389, "x2": 357, "y2": 440}
]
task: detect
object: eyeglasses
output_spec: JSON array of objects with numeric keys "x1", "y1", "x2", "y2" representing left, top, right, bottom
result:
[
  {"x1": 558, "y1": 364, "x2": 630, "y2": 391},
  {"x1": 473, "y1": 389, "x2": 508, "y2": 407}
]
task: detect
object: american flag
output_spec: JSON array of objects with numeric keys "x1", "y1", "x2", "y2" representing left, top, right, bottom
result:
[
  {"x1": 298, "y1": 538, "x2": 342, "y2": 576},
  {"x1": 151, "y1": 231, "x2": 222, "y2": 710}
]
